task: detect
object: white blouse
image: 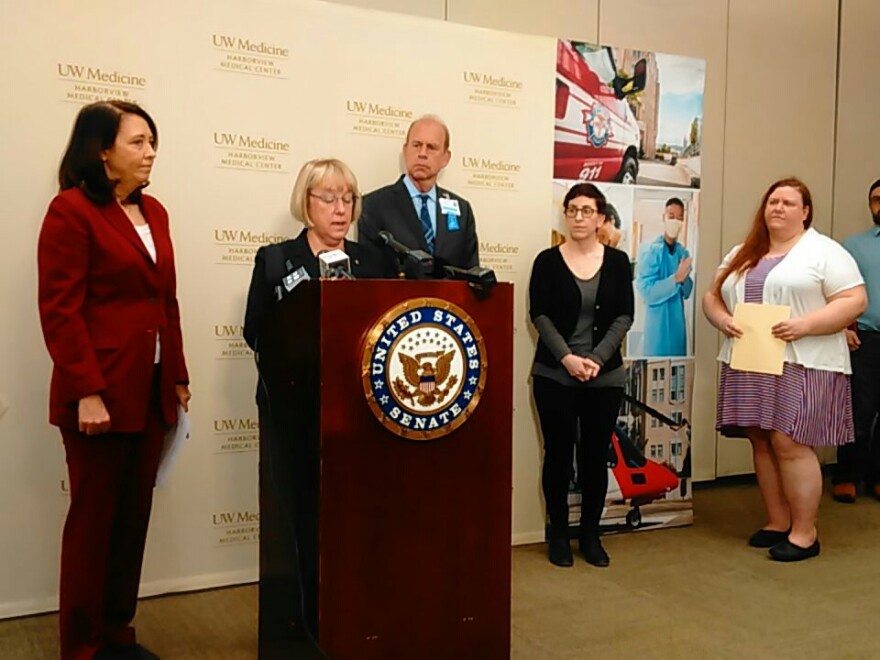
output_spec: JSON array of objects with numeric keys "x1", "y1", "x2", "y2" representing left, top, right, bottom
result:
[
  {"x1": 716, "y1": 228, "x2": 864, "y2": 374},
  {"x1": 134, "y1": 223, "x2": 161, "y2": 364}
]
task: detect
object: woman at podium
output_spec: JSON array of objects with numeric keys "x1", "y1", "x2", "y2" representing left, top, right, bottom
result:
[
  {"x1": 37, "y1": 100, "x2": 190, "y2": 660},
  {"x1": 529, "y1": 182, "x2": 634, "y2": 569},
  {"x1": 243, "y1": 157, "x2": 383, "y2": 350},
  {"x1": 243, "y1": 158, "x2": 381, "y2": 653}
]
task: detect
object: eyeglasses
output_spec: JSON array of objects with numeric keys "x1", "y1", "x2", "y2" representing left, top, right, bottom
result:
[
  {"x1": 564, "y1": 206, "x2": 597, "y2": 219},
  {"x1": 309, "y1": 191, "x2": 356, "y2": 206}
]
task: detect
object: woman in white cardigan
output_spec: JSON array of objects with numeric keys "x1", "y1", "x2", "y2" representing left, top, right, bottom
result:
[{"x1": 703, "y1": 177, "x2": 866, "y2": 562}]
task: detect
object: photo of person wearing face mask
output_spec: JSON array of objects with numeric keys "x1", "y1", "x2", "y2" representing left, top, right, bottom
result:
[{"x1": 635, "y1": 197, "x2": 694, "y2": 356}]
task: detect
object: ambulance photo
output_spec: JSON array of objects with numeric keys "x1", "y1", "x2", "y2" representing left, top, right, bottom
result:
[{"x1": 554, "y1": 40, "x2": 646, "y2": 183}]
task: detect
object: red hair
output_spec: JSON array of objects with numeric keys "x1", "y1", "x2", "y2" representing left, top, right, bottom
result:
[{"x1": 713, "y1": 177, "x2": 813, "y2": 293}]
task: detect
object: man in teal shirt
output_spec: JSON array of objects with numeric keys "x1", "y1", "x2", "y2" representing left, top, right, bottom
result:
[
  {"x1": 834, "y1": 179, "x2": 880, "y2": 503},
  {"x1": 636, "y1": 197, "x2": 693, "y2": 356}
]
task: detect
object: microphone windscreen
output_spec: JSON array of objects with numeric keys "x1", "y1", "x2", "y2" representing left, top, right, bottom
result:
[{"x1": 318, "y1": 249, "x2": 351, "y2": 278}]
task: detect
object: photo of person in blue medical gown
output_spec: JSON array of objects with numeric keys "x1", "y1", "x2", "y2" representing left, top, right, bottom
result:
[{"x1": 635, "y1": 197, "x2": 693, "y2": 356}]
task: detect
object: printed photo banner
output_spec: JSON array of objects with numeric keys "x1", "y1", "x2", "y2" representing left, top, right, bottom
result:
[{"x1": 550, "y1": 39, "x2": 705, "y2": 533}]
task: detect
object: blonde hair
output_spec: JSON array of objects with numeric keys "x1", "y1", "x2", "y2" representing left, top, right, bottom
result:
[{"x1": 289, "y1": 158, "x2": 362, "y2": 226}]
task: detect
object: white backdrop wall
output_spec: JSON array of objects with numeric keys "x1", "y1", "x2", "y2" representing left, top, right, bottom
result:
[
  {"x1": 3, "y1": 0, "x2": 861, "y2": 619},
  {"x1": 0, "y1": 0, "x2": 557, "y2": 617}
]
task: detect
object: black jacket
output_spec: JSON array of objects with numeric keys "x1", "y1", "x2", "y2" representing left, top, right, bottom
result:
[
  {"x1": 528, "y1": 245, "x2": 634, "y2": 374},
  {"x1": 243, "y1": 228, "x2": 382, "y2": 350}
]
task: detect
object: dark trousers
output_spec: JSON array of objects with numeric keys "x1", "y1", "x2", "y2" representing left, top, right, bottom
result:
[
  {"x1": 533, "y1": 376, "x2": 623, "y2": 538},
  {"x1": 835, "y1": 330, "x2": 880, "y2": 487},
  {"x1": 59, "y1": 374, "x2": 165, "y2": 660},
  {"x1": 257, "y1": 389, "x2": 322, "y2": 659}
]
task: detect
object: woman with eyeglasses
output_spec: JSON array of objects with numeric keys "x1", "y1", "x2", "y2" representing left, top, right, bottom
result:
[
  {"x1": 529, "y1": 183, "x2": 634, "y2": 568},
  {"x1": 243, "y1": 158, "x2": 381, "y2": 651},
  {"x1": 244, "y1": 158, "x2": 382, "y2": 349}
]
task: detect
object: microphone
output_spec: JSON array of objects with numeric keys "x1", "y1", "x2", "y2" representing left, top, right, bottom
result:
[
  {"x1": 442, "y1": 265, "x2": 497, "y2": 293},
  {"x1": 377, "y1": 230, "x2": 434, "y2": 278},
  {"x1": 317, "y1": 249, "x2": 354, "y2": 279},
  {"x1": 275, "y1": 263, "x2": 310, "y2": 301}
]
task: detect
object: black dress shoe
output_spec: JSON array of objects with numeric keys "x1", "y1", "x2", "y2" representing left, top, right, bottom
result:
[
  {"x1": 769, "y1": 538, "x2": 820, "y2": 562},
  {"x1": 548, "y1": 537, "x2": 573, "y2": 567},
  {"x1": 748, "y1": 528, "x2": 790, "y2": 548},
  {"x1": 579, "y1": 536, "x2": 610, "y2": 567}
]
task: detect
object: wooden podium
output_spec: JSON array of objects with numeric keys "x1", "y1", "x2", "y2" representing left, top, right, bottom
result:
[{"x1": 256, "y1": 279, "x2": 513, "y2": 659}]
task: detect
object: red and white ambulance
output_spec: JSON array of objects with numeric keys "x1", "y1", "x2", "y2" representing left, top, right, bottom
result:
[{"x1": 554, "y1": 40, "x2": 646, "y2": 183}]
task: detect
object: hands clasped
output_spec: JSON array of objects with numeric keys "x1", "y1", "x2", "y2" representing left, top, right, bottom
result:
[{"x1": 561, "y1": 354, "x2": 602, "y2": 383}]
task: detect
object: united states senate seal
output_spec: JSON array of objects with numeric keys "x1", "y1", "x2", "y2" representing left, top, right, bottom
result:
[{"x1": 362, "y1": 298, "x2": 487, "y2": 440}]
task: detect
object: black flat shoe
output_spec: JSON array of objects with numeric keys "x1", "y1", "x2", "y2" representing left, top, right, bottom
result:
[
  {"x1": 769, "y1": 538, "x2": 820, "y2": 562},
  {"x1": 548, "y1": 537, "x2": 573, "y2": 567},
  {"x1": 579, "y1": 536, "x2": 610, "y2": 567},
  {"x1": 748, "y1": 528, "x2": 790, "y2": 548}
]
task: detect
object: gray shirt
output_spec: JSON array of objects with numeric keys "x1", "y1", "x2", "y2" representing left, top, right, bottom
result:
[{"x1": 532, "y1": 270, "x2": 632, "y2": 388}]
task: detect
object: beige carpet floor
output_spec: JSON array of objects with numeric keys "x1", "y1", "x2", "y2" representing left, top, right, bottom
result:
[{"x1": 2, "y1": 480, "x2": 880, "y2": 659}]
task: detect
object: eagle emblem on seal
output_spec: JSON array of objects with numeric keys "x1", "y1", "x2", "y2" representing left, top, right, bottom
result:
[
  {"x1": 362, "y1": 297, "x2": 487, "y2": 441},
  {"x1": 393, "y1": 350, "x2": 459, "y2": 406}
]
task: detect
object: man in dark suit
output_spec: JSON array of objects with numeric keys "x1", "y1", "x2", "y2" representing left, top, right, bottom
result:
[{"x1": 360, "y1": 115, "x2": 479, "y2": 278}]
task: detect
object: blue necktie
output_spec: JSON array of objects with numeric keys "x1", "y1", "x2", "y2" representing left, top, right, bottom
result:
[{"x1": 418, "y1": 194, "x2": 435, "y2": 255}]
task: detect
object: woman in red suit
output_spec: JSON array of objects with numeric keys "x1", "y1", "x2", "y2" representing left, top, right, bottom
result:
[{"x1": 37, "y1": 100, "x2": 191, "y2": 660}]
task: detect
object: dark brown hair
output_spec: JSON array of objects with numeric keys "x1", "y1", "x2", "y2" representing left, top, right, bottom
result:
[
  {"x1": 564, "y1": 182, "x2": 606, "y2": 215},
  {"x1": 58, "y1": 100, "x2": 158, "y2": 204}
]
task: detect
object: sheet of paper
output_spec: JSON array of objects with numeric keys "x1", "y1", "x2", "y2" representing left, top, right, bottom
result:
[
  {"x1": 729, "y1": 303, "x2": 790, "y2": 375},
  {"x1": 156, "y1": 405, "x2": 190, "y2": 488}
]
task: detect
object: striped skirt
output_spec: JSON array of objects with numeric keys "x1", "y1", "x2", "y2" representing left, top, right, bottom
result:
[{"x1": 716, "y1": 362, "x2": 854, "y2": 447}]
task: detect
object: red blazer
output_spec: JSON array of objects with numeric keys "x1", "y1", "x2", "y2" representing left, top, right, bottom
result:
[{"x1": 38, "y1": 188, "x2": 189, "y2": 432}]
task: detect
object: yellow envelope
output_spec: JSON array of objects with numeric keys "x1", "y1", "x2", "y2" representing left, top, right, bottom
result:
[{"x1": 729, "y1": 303, "x2": 791, "y2": 375}]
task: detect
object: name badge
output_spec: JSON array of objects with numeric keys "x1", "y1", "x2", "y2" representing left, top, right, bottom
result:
[
  {"x1": 440, "y1": 196, "x2": 461, "y2": 231},
  {"x1": 439, "y1": 197, "x2": 461, "y2": 216}
]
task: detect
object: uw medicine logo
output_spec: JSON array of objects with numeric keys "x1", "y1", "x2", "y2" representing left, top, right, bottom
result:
[{"x1": 363, "y1": 299, "x2": 487, "y2": 441}]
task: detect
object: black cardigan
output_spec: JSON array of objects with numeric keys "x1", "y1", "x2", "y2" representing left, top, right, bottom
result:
[{"x1": 528, "y1": 245, "x2": 634, "y2": 374}]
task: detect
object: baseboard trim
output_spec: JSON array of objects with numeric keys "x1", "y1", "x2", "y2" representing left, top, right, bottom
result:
[
  {"x1": 0, "y1": 568, "x2": 259, "y2": 621},
  {"x1": 512, "y1": 531, "x2": 545, "y2": 546}
]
